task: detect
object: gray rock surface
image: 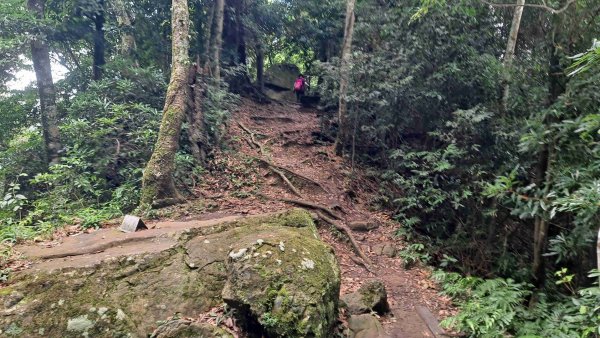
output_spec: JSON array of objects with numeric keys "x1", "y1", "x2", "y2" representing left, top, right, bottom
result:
[
  {"x1": 341, "y1": 279, "x2": 390, "y2": 315},
  {"x1": 264, "y1": 63, "x2": 300, "y2": 90},
  {"x1": 0, "y1": 209, "x2": 340, "y2": 338},
  {"x1": 348, "y1": 314, "x2": 390, "y2": 338}
]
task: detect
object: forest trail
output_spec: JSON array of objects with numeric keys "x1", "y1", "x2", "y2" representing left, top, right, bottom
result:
[
  {"x1": 200, "y1": 98, "x2": 454, "y2": 337},
  {"x1": 12, "y1": 98, "x2": 453, "y2": 337}
]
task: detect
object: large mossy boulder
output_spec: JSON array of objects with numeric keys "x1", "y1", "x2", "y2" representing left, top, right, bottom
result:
[
  {"x1": 264, "y1": 63, "x2": 300, "y2": 91},
  {"x1": 0, "y1": 209, "x2": 340, "y2": 338},
  {"x1": 222, "y1": 220, "x2": 341, "y2": 338}
]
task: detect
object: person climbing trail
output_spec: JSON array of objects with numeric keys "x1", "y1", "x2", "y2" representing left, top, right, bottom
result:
[{"x1": 293, "y1": 74, "x2": 306, "y2": 102}]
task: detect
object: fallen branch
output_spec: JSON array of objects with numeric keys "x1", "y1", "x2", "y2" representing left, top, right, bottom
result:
[{"x1": 316, "y1": 211, "x2": 375, "y2": 274}]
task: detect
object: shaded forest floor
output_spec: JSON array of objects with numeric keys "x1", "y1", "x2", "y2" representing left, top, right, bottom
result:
[
  {"x1": 194, "y1": 98, "x2": 455, "y2": 337},
  {"x1": 7, "y1": 98, "x2": 456, "y2": 337}
]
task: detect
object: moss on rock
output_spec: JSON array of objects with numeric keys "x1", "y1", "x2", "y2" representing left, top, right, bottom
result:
[
  {"x1": 221, "y1": 221, "x2": 340, "y2": 338},
  {"x1": 0, "y1": 209, "x2": 339, "y2": 338}
]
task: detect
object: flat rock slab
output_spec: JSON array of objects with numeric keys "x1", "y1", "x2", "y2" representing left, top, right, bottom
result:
[{"x1": 17, "y1": 216, "x2": 242, "y2": 272}]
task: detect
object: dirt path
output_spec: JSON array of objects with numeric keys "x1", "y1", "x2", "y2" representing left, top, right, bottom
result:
[
  {"x1": 10, "y1": 98, "x2": 454, "y2": 337},
  {"x1": 199, "y1": 98, "x2": 454, "y2": 337}
]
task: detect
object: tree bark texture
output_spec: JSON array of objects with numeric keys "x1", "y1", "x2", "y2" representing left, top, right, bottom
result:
[
  {"x1": 501, "y1": 0, "x2": 525, "y2": 113},
  {"x1": 202, "y1": 0, "x2": 216, "y2": 71},
  {"x1": 335, "y1": 0, "x2": 356, "y2": 155},
  {"x1": 113, "y1": 0, "x2": 137, "y2": 59},
  {"x1": 532, "y1": 143, "x2": 551, "y2": 288},
  {"x1": 212, "y1": 0, "x2": 225, "y2": 81},
  {"x1": 256, "y1": 41, "x2": 264, "y2": 92},
  {"x1": 187, "y1": 65, "x2": 209, "y2": 164},
  {"x1": 28, "y1": 0, "x2": 61, "y2": 166},
  {"x1": 140, "y1": 0, "x2": 190, "y2": 208},
  {"x1": 93, "y1": 0, "x2": 106, "y2": 80}
]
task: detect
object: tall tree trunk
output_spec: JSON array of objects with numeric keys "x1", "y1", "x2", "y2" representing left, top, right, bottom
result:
[
  {"x1": 335, "y1": 0, "x2": 356, "y2": 155},
  {"x1": 235, "y1": 0, "x2": 247, "y2": 65},
  {"x1": 256, "y1": 41, "x2": 264, "y2": 92},
  {"x1": 113, "y1": 0, "x2": 137, "y2": 60},
  {"x1": 28, "y1": 0, "x2": 61, "y2": 166},
  {"x1": 531, "y1": 19, "x2": 565, "y2": 291},
  {"x1": 597, "y1": 227, "x2": 600, "y2": 284},
  {"x1": 212, "y1": 0, "x2": 225, "y2": 81},
  {"x1": 532, "y1": 143, "x2": 551, "y2": 288},
  {"x1": 500, "y1": 0, "x2": 525, "y2": 113},
  {"x1": 140, "y1": 0, "x2": 190, "y2": 208},
  {"x1": 187, "y1": 65, "x2": 209, "y2": 164},
  {"x1": 93, "y1": 0, "x2": 106, "y2": 80},
  {"x1": 203, "y1": 0, "x2": 216, "y2": 71}
]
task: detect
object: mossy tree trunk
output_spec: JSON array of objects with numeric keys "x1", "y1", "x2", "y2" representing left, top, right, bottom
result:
[
  {"x1": 140, "y1": 0, "x2": 190, "y2": 208},
  {"x1": 28, "y1": 0, "x2": 61, "y2": 166},
  {"x1": 335, "y1": 0, "x2": 356, "y2": 155}
]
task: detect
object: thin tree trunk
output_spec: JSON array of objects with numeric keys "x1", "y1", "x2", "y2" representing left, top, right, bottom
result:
[
  {"x1": 187, "y1": 65, "x2": 209, "y2": 164},
  {"x1": 140, "y1": 0, "x2": 190, "y2": 208},
  {"x1": 28, "y1": 0, "x2": 61, "y2": 166},
  {"x1": 532, "y1": 144, "x2": 550, "y2": 288},
  {"x1": 501, "y1": 0, "x2": 525, "y2": 113},
  {"x1": 212, "y1": 0, "x2": 225, "y2": 81},
  {"x1": 597, "y1": 227, "x2": 600, "y2": 284},
  {"x1": 203, "y1": 0, "x2": 216, "y2": 71},
  {"x1": 235, "y1": 0, "x2": 247, "y2": 65},
  {"x1": 531, "y1": 22, "x2": 564, "y2": 290},
  {"x1": 93, "y1": 0, "x2": 106, "y2": 80},
  {"x1": 335, "y1": 0, "x2": 356, "y2": 155},
  {"x1": 113, "y1": 0, "x2": 137, "y2": 60},
  {"x1": 256, "y1": 41, "x2": 264, "y2": 92}
]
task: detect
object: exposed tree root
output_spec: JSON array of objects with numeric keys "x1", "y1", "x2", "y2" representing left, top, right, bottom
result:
[
  {"x1": 316, "y1": 211, "x2": 376, "y2": 274},
  {"x1": 279, "y1": 197, "x2": 340, "y2": 220},
  {"x1": 238, "y1": 122, "x2": 266, "y2": 154},
  {"x1": 239, "y1": 122, "x2": 328, "y2": 193},
  {"x1": 239, "y1": 121, "x2": 373, "y2": 273},
  {"x1": 270, "y1": 167, "x2": 303, "y2": 197},
  {"x1": 255, "y1": 158, "x2": 329, "y2": 193}
]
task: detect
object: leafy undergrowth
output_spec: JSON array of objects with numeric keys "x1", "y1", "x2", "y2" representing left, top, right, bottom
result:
[
  {"x1": 0, "y1": 61, "x2": 239, "y2": 251},
  {"x1": 433, "y1": 269, "x2": 600, "y2": 337}
]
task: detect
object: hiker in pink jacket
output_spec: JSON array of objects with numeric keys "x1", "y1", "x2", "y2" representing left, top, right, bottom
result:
[{"x1": 293, "y1": 74, "x2": 306, "y2": 102}]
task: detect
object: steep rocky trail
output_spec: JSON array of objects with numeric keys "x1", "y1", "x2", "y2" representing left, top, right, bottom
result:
[
  {"x1": 202, "y1": 98, "x2": 454, "y2": 337},
  {"x1": 6, "y1": 98, "x2": 454, "y2": 337}
]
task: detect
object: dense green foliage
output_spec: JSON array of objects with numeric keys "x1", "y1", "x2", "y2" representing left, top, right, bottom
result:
[
  {"x1": 1, "y1": 0, "x2": 599, "y2": 336},
  {"x1": 316, "y1": 0, "x2": 600, "y2": 336}
]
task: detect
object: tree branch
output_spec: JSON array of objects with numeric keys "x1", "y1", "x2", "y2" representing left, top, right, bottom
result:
[{"x1": 480, "y1": 0, "x2": 577, "y2": 14}]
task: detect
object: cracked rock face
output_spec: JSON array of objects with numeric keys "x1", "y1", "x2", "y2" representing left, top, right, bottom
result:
[{"x1": 0, "y1": 209, "x2": 341, "y2": 338}]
